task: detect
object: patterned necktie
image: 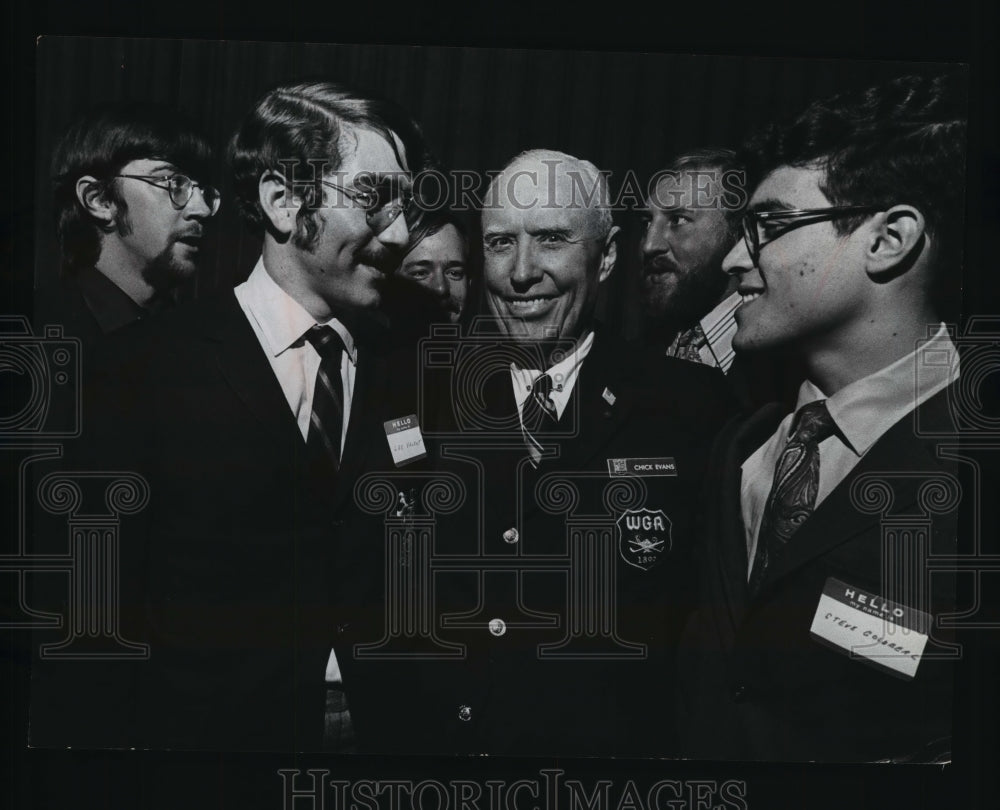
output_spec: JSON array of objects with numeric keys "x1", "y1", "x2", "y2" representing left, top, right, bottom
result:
[
  {"x1": 668, "y1": 324, "x2": 708, "y2": 365},
  {"x1": 521, "y1": 372, "x2": 558, "y2": 465},
  {"x1": 749, "y1": 400, "x2": 837, "y2": 595},
  {"x1": 304, "y1": 325, "x2": 345, "y2": 475}
]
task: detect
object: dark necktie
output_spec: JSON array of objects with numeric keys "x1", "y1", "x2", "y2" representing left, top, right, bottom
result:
[
  {"x1": 304, "y1": 325, "x2": 346, "y2": 475},
  {"x1": 749, "y1": 400, "x2": 837, "y2": 596},
  {"x1": 521, "y1": 372, "x2": 558, "y2": 464}
]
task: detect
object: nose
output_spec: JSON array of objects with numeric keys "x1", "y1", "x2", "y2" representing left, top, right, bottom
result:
[
  {"x1": 185, "y1": 187, "x2": 214, "y2": 219},
  {"x1": 377, "y1": 210, "x2": 410, "y2": 249},
  {"x1": 428, "y1": 268, "x2": 449, "y2": 299},
  {"x1": 509, "y1": 240, "x2": 543, "y2": 289},
  {"x1": 640, "y1": 218, "x2": 667, "y2": 260},
  {"x1": 722, "y1": 236, "x2": 753, "y2": 276}
]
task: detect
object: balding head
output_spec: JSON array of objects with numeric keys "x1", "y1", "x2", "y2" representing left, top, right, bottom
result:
[{"x1": 482, "y1": 149, "x2": 620, "y2": 345}]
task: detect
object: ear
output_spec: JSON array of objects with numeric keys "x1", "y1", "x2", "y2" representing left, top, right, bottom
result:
[
  {"x1": 258, "y1": 170, "x2": 302, "y2": 236},
  {"x1": 863, "y1": 205, "x2": 927, "y2": 277},
  {"x1": 598, "y1": 224, "x2": 620, "y2": 283},
  {"x1": 75, "y1": 176, "x2": 116, "y2": 228}
]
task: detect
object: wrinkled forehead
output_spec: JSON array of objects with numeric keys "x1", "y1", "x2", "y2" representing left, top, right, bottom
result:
[{"x1": 485, "y1": 157, "x2": 605, "y2": 231}]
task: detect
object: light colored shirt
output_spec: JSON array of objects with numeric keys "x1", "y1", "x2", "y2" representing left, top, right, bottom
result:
[
  {"x1": 234, "y1": 256, "x2": 358, "y2": 684},
  {"x1": 665, "y1": 291, "x2": 740, "y2": 373},
  {"x1": 235, "y1": 257, "x2": 357, "y2": 451},
  {"x1": 741, "y1": 323, "x2": 960, "y2": 579},
  {"x1": 510, "y1": 330, "x2": 596, "y2": 464}
]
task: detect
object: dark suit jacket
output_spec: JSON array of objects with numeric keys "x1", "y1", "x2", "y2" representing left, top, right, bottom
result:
[
  {"x1": 30, "y1": 291, "x2": 420, "y2": 751},
  {"x1": 677, "y1": 387, "x2": 961, "y2": 762},
  {"x1": 348, "y1": 330, "x2": 737, "y2": 756}
]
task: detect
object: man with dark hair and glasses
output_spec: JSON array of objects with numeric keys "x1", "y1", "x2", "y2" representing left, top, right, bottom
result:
[
  {"x1": 38, "y1": 80, "x2": 434, "y2": 752},
  {"x1": 676, "y1": 74, "x2": 967, "y2": 762},
  {"x1": 37, "y1": 102, "x2": 219, "y2": 342}
]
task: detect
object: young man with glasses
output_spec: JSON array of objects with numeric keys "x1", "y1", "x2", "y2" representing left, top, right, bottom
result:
[
  {"x1": 676, "y1": 74, "x2": 967, "y2": 762},
  {"x1": 40, "y1": 81, "x2": 433, "y2": 752},
  {"x1": 39, "y1": 102, "x2": 219, "y2": 342}
]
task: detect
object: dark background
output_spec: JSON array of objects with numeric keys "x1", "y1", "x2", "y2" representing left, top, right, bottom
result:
[
  {"x1": 6, "y1": 2, "x2": 999, "y2": 809},
  {"x1": 32, "y1": 38, "x2": 965, "y2": 337}
]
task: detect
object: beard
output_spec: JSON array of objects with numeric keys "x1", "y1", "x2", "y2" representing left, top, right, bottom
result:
[
  {"x1": 141, "y1": 240, "x2": 199, "y2": 295},
  {"x1": 642, "y1": 259, "x2": 731, "y2": 332}
]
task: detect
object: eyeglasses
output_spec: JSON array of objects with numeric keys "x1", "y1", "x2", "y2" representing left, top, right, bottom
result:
[
  {"x1": 740, "y1": 205, "x2": 882, "y2": 265},
  {"x1": 115, "y1": 174, "x2": 222, "y2": 215},
  {"x1": 320, "y1": 176, "x2": 421, "y2": 236}
]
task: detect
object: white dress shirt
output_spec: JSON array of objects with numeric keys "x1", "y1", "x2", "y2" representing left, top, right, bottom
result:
[
  {"x1": 235, "y1": 256, "x2": 358, "y2": 684},
  {"x1": 741, "y1": 323, "x2": 960, "y2": 578},
  {"x1": 235, "y1": 257, "x2": 357, "y2": 451}
]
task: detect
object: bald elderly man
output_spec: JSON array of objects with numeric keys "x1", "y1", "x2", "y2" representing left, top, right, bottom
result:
[{"x1": 354, "y1": 150, "x2": 737, "y2": 756}]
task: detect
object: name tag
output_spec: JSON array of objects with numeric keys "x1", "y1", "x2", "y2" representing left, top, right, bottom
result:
[
  {"x1": 384, "y1": 414, "x2": 427, "y2": 467},
  {"x1": 809, "y1": 577, "x2": 932, "y2": 680},
  {"x1": 607, "y1": 457, "x2": 677, "y2": 477}
]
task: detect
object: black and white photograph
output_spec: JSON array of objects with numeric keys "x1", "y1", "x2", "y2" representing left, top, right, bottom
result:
[{"x1": 4, "y1": 4, "x2": 998, "y2": 808}]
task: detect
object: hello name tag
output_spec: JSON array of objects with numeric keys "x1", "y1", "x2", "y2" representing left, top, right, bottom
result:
[
  {"x1": 809, "y1": 577, "x2": 932, "y2": 679},
  {"x1": 607, "y1": 457, "x2": 678, "y2": 477},
  {"x1": 383, "y1": 414, "x2": 427, "y2": 467}
]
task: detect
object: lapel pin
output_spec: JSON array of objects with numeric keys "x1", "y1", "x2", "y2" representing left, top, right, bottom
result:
[{"x1": 602, "y1": 387, "x2": 616, "y2": 406}]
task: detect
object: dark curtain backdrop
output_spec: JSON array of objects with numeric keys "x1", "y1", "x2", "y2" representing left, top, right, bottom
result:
[{"x1": 34, "y1": 37, "x2": 961, "y2": 338}]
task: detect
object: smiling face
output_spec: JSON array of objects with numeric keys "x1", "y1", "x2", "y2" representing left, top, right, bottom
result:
[
  {"x1": 723, "y1": 164, "x2": 872, "y2": 356},
  {"x1": 481, "y1": 154, "x2": 617, "y2": 344},
  {"x1": 640, "y1": 168, "x2": 737, "y2": 326},
  {"x1": 398, "y1": 224, "x2": 469, "y2": 323},
  {"x1": 109, "y1": 158, "x2": 214, "y2": 288},
  {"x1": 297, "y1": 126, "x2": 412, "y2": 316}
]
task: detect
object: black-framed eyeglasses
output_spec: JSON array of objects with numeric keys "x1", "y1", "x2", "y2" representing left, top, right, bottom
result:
[
  {"x1": 115, "y1": 174, "x2": 222, "y2": 214},
  {"x1": 320, "y1": 176, "x2": 421, "y2": 236},
  {"x1": 740, "y1": 205, "x2": 882, "y2": 265}
]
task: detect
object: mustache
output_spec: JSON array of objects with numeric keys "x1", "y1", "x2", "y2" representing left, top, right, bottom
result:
[
  {"x1": 642, "y1": 254, "x2": 678, "y2": 275},
  {"x1": 174, "y1": 227, "x2": 204, "y2": 241},
  {"x1": 357, "y1": 243, "x2": 404, "y2": 274}
]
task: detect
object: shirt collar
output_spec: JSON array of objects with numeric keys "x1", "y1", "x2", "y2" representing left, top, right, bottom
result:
[
  {"x1": 510, "y1": 330, "x2": 596, "y2": 417},
  {"x1": 794, "y1": 323, "x2": 959, "y2": 456},
  {"x1": 241, "y1": 257, "x2": 357, "y2": 364},
  {"x1": 76, "y1": 266, "x2": 148, "y2": 334}
]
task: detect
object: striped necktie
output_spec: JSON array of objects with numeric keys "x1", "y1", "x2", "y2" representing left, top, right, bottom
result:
[
  {"x1": 304, "y1": 325, "x2": 345, "y2": 475},
  {"x1": 521, "y1": 372, "x2": 557, "y2": 465}
]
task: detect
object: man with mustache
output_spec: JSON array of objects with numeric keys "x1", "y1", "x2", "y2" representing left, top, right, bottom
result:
[
  {"x1": 640, "y1": 148, "x2": 742, "y2": 371},
  {"x1": 383, "y1": 149, "x2": 736, "y2": 756},
  {"x1": 37, "y1": 102, "x2": 219, "y2": 345},
  {"x1": 39, "y1": 80, "x2": 433, "y2": 752}
]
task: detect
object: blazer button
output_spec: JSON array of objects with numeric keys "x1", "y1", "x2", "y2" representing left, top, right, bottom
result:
[
  {"x1": 502, "y1": 528, "x2": 519, "y2": 544},
  {"x1": 733, "y1": 684, "x2": 747, "y2": 702},
  {"x1": 458, "y1": 705, "x2": 472, "y2": 722},
  {"x1": 488, "y1": 618, "x2": 507, "y2": 636}
]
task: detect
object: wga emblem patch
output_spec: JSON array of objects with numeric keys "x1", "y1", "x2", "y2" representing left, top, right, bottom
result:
[{"x1": 617, "y1": 508, "x2": 672, "y2": 571}]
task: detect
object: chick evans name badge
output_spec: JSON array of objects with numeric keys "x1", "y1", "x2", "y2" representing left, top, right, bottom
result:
[
  {"x1": 384, "y1": 415, "x2": 427, "y2": 467},
  {"x1": 809, "y1": 577, "x2": 932, "y2": 680},
  {"x1": 607, "y1": 457, "x2": 678, "y2": 477}
]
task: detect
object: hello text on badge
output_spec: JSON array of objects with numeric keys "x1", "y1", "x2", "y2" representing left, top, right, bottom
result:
[
  {"x1": 384, "y1": 414, "x2": 427, "y2": 467},
  {"x1": 809, "y1": 577, "x2": 933, "y2": 679},
  {"x1": 607, "y1": 457, "x2": 678, "y2": 477}
]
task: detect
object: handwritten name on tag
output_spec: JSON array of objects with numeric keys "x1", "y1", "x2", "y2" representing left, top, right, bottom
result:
[
  {"x1": 809, "y1": 577, "x2": 932, "y2": 680},
  {"x1": 606, "y1": 457, "x2": 678, "y2": 477},
  {"x1": 383, "y1": 414, "x2": 427, "y2": 467}
]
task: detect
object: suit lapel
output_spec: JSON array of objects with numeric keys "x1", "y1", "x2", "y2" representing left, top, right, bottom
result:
[
  {"x1": 758, "y1": 387, "x2": 955, "y2": 595},
  {"x1": 333, "y1": 343, "x2": 388, "y2": 511},
  {"x1": 712, "y1": 403, "x2": 787, "y2": 637},
  {"x1": 557, "y1": 332, "x2": 635, "y2": 471},
  {"x1": 207, "y1": 293, "x2": 304, "y2": 450}
]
